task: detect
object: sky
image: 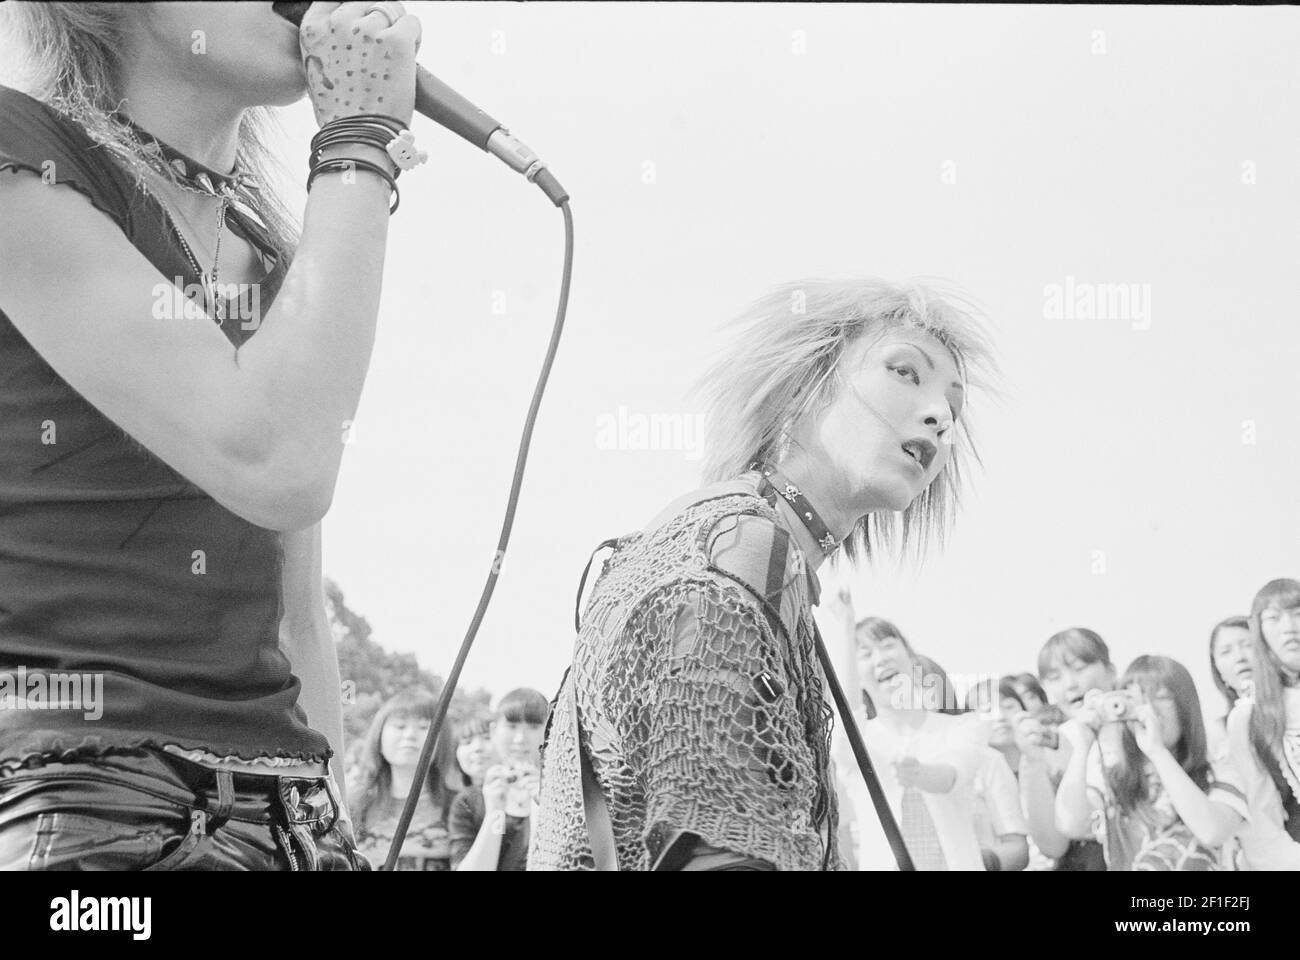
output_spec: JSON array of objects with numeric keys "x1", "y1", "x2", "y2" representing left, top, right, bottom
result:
[{"x1": 256, "y1": 3, "x2": 1298, "y2": 723}]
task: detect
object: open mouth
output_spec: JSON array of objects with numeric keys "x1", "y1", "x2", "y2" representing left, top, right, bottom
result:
[
  {"x1": 900, "y1": 438, "x2": 937, "y2": 472},
  {"x1": 272, "y1": 2, "x2": 312, "y2": 27}
]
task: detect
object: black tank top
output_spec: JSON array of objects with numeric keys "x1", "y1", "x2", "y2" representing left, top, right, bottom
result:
[{"x1": 0, "y1": 84, "x2": 329, "y2": 763}]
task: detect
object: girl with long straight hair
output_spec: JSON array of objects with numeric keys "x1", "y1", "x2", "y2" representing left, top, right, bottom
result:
[
  {"x1": 1055, "y1": 656, "x2": 1247, "y2": 870},
  {"x1": 348, "y1": 688, "x2": 461, "y2": 871},
  {"x1": 0, "y1": 2, "x2": 423, "y2": 870},
  {"x1": 1225, "y1": 578, "x2": 1300, "y2": 869}
]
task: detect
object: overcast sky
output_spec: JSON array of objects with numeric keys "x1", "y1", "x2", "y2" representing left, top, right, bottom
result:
[{"x1": 259, "y1": 3, "x2": 1298, "y2": 720}]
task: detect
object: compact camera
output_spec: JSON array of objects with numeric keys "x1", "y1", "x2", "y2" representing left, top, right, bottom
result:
[
  {"x1": 1030, "y1": 704, "x2": 1066, "y2": 750},
  {"x1": 1082, "y1": 688, "x2": 1143, "y2": 725},
  {"x1": 502, "y1": 761, "x2": 539, "y2": 818}
]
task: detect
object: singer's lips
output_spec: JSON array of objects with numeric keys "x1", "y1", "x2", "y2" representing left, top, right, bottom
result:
[
  {"x1": 901, "y1": 438, "x2": 937, "y2": 471},
  {"x1": 272, "y1": 2, "x2": 312, "y2": 27}
]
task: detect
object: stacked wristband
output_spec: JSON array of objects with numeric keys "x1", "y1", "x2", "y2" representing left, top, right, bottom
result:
[{"x1": 307, "y1": 114, "x2": 409, "y2": 215}]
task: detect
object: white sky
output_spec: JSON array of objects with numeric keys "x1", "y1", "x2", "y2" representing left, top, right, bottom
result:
[{"x1": 262, "y1": 3, "x2": 1298, "y2": 722}]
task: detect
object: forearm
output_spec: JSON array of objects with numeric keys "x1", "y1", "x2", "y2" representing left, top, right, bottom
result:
[
  {"x1": 1020, "y1": 759, "x2": 1069, "y2": 857},
  {"x1": 1054, "y1": 752, "x2": 1094, "y2": 839},
  {"x1": 233, "y1": 145, "x2": 396, "y2": 512},
  {"x1": 455, "y1": 813, "x2": 508, "y2": 871},
  {"x1": 1148, "y1": 751, "x2": 1241, "y2": 847}
]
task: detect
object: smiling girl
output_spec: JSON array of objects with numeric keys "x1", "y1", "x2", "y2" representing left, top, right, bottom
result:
[
  {"x1": 1014, "y1": 628, "x2": 1116, "y2": 870},
  {"x1": 1053, "y1": 656, "x2": 1247, "y2": 871},
  {"x1": 832, "y1": 617, "x2": 988, "y2": 870}
]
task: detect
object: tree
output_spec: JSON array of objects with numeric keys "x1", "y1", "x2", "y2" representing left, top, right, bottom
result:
[{"x1": 325, "y1": 578, "x2": 493, "y2": 744}]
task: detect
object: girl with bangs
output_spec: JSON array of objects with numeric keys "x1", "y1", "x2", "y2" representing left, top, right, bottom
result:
[
  {"x1": 1013, "y1": 628, "x2": 1115, "y2": 870},
  {"x1": 531, "y1": 278, "x2": 995, "y2": 871},
  {"x1": 1225, "y1": 578, "x2": 1300, "y2": 869},
  {"x1": 829, "y1": 609, "x2": 988, "y2": 871},
  {"x1": 348, "y1": 688, "x2": 461, "y2": 871},
  {"x1": 1054, "y1": 656, "x2": 1247, "y2": 871}
]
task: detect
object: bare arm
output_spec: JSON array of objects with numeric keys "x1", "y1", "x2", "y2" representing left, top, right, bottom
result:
[
  {"x1": 0, "y1": 8, "x2": 421, "y2": 531},
  {"x1": 1015, "y1": 715, "x2": 1071, "y2": 857},
  {"x1": 278, "y1": 522, "x2": 346, "y2": 790},
  {"x1": 0, "y1": 155, "x2": 392, "y2": 531},
  {"x1": 455, "y1": 812, "x2": 508, "y2": 872},
  {"x1": 1054, "y1": 721, "x2": 1097, "y2": 840},
  {"x1": 1147, "y1": 750, "x2": 1242, "y2": 847}
]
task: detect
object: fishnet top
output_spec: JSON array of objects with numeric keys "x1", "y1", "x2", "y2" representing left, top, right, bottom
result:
[{"x1": 530, "y1": 477, "x2": 842, "y2": 871}]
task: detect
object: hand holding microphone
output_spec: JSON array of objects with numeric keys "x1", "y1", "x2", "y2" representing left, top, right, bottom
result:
[
  {"x1": 298, "y1": 2, "x2": 420, "y2": 127},
  {"x1": 279, "y1": 0, "x2": 568, "y2": 204}
]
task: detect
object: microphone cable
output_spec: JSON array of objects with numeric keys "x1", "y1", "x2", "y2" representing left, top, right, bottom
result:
[{"x1": 381, "y1": 182, "x2": 573, "y2": 871}]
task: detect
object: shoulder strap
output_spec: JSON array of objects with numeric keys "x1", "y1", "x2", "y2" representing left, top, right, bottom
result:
[
  {"x1": 571, "y1": 683, "x2": 618, "y2": 870},
  {"x1": 574, "y1": 537, "x2": 621, "y2": 632}
]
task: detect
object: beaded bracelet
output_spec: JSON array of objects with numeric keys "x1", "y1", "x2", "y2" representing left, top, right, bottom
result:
[{"x1": 307, "y1": 156, "x2": 400, "y2": 215}]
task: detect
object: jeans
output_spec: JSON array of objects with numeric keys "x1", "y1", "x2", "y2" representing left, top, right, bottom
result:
[{"x1": 0, "y1": 748, "x2": 370, "y2": 871}]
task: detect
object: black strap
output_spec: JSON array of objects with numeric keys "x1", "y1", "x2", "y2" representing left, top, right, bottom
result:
[
  {"x1": 813, "y1": 622, "x2": 915, "y2": 871},
  {"x1": 753, "y1": 462, "x2": 838, "y2": 556},
  {"x1": 574, "y1": 538, "x2": 620, "y2": 632}
]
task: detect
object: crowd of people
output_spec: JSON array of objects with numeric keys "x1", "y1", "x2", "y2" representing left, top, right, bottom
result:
[
  {"x1": 342, "y1": 575, "x2": 1298, "y2": 872},
  {"x1": 829, "y1": 576, "x2": 1300, "y2": 871},
  {"x1": 343, "y1": 687, "x2": 549, "y2": 871}
]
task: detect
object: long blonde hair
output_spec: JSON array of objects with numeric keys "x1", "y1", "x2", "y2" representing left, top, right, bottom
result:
[
  {"x1": 696, "y1": 277, "x2": 996, "y2": 561},
  {"x1": 0, "y1": 2, "x2": 300, "y2": 265}
]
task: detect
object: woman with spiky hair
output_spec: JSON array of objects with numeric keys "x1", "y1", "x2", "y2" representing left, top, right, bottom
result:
[
  {"x1": 531, "y1": 278, "x2": 994, "y2": 871},
  {"x1": 0, "y1": 2, "x2": 421, "y2": 869},
  {"x1": 1225, "y1": 578, "x2": 1300, "y2": 869}
]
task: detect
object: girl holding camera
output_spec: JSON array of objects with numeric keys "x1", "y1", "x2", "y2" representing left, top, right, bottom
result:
[{"x1": 1054, "y1": 655, "x2": 1247, "y2": 871}]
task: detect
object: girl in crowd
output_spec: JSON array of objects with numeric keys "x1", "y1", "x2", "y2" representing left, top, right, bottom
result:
[
  {"x1": 1225, "y1": 578, "x2": 1300, "y2": 869},
  {"x1": 1013, "y1": 628, "x2": 1115, "y2": 870},
  {"x1": 1055, "y1": 656, "x2": 1247, "y2": 870},
  {"x1": 450, "y1": 688, "x2": 548, "y2": 871},
  {"x1": 964, "y1": 676, "x2": 1031, "y2": 871},
  {"x1": 1011, "y1": 673, "x2": 1049, "y2": 713},
  {"x1": 835, "y1": 614, "x2": 987, "y2": 870},
  {"x1": 348, "y1": 688, "x2": 460, "y2": 871},
  {"x1": 452, "y1": 716, "x2": 497, "y2": 790},
  {"x1": 1209, "y1": 616, "x2": 1253, "y2": 738}
]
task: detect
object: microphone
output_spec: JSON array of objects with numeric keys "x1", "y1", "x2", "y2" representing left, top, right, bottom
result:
[{"x1": 274, "y1": 2, "x2": 568, "y2": 205}]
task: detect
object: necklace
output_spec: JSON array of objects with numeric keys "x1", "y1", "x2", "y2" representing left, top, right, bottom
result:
[
  {"x1": 752, "y1": 461, "x2": 840, "y2": 556},
  {"x1": 113, "y1": 111, "x2": 262, "y2": 322}
]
